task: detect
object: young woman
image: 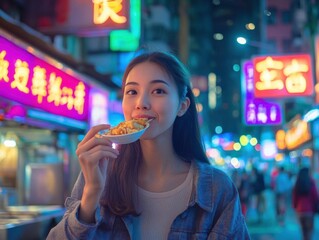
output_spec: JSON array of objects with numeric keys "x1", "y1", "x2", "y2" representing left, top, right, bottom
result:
[
  {"x1": 293, "y1": 167, "x2": 319, "y2": 240},
  {"x1": 47, "y1": 51, "x2": 250, "y2": 239}
]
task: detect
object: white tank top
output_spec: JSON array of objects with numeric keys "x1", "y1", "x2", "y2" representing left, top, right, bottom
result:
[{"x1": 132, "y1": 164, "x2": 193, "y2": 240}]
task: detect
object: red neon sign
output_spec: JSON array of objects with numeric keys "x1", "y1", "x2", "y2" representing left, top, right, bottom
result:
[
  {"x1": 253, "y1": 54, "x2": 314, "y2": 98},
  {"x1": 0, "y1": 35, "x2": 89, "y2": 121}
]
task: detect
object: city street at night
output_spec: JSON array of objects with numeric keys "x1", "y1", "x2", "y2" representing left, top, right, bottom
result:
[
  {"x1": 246, "y1": 189, "x2": 319, "y2": 240},
  {"x1": 1, "y1": 0, "x2": 319, "y2": 239}
]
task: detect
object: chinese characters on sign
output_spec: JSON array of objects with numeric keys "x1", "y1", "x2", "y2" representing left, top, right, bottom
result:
[
  {"x1": 242, "y1": 60, "x2": 282, "y2": 125},
  {"x1": 0, "y1": 36, "x2": 89, "y2": 121},
  {"x1": 253, "y1": 54, "x2": 313, "y2": 98},
  {"x1": 93, "y1": 0, "x2": 127, "y2": 24}
]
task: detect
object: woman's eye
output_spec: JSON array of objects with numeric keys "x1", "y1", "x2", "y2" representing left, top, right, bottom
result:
[
  {"x1": 125, "y1": 89, "x2": 137, "y2": 95},
  {"x1": 153, "y1": 89, "x2": 166, "y2": 94}
]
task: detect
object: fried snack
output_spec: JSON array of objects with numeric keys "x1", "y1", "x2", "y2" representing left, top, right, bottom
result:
[{"x1": 107, "y1": 118, "x2": 149, "y2": 135}]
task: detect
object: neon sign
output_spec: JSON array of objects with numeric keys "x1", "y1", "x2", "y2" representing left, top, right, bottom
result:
[
  {"x1": 253, "y1": 54, "x2": 313, "y2": 98},
  {"x1": 315, "y1": 36, "x2": 319, "y2": 103},
  {"x1": 276, "y1": 117, "x2": 312, "y2": 150},
  {"x1": 242, "y1": 60, "x2": 282, "y2": 125},
  {"x1": 93, "y1": 0, "x2": 127, "y2": 24},
  {"x1": 0, "y1": 35, "x2": 89, "y2": 121},
  {"x1": 110, "y1": 0, "x2": 140, "y2": 51},
  {"x1": 89, "y1": 88, "x2": 109, "y2": 127}
]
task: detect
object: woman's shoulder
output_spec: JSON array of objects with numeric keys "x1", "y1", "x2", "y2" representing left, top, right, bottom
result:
[
  {"x1": 194, "y1": 160, "x2": 230, "y2": 174},
  {"x1": 193, "y1": 160, "x2": 239, "y2": 210},
  {"x1": 194, "y1": 160, "x2": 234, "y2": 188}
]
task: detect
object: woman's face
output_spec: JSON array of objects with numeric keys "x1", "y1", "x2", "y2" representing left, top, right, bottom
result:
[{"x1": 122, "y1": 61, "x2": 187, "y2": 141}]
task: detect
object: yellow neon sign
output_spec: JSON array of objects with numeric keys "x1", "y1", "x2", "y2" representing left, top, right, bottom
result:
[
  {"x1": 255, "y1": 57, "x2": 284, "y2": 91},
  {"x1": 0, "y1": 50, "x2": 9, "y2": 82},
  {"x1": 92, "y1": 0, "x2": 127, "y2": 24}
]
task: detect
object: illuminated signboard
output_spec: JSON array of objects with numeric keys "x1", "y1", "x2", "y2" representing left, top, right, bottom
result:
[
  {"x1": 110, "y1": 0, "x2": 140, "y2": 51},
  {"x1": 275, "y1": 129, "x2": 286, "y2": 150},
  {"x1": 253, "y1": 54, "x2": 314, "y2": 98},
  {"x1": 93, "y1": 0, "x2": 128, "y2": 25},
  {"x1": 261, "y1": 139, "x2": 277, "y2": 160},
  {"x1": 38, "y1": 0, "x2": 130, "y2": 36},
  {"x1": 89, "y1": 88, "x2": 109, "y2": 127},
  {"x1": 242, "y1": 60, "x2": 282, "y2": 125},
  {"x1": 276, "y1": 116, "x2": 316, "y2": 150},
  {"x1": 0, "y1": 35, "x2": 89, "y2": 121},
  {"x1": 285, "y1": 118, "x2": 311, "y2": 150},
  {"x1": 275, "y1": 117, "x2": 312, "y2": 150},
  {"x1": 315, "y1": 36, "x2": 319, "y2": 103}
]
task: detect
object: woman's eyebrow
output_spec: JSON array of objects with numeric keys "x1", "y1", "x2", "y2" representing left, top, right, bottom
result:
[
  {"x1": 151, "y1": 79, "x2": 169, "y2": 86},
  {"x1": 125, "y1": 81, "x2": 138, "y2": 87},
  {"x1": 125, "y1": 79, "x2": 169, "y2": 87}
]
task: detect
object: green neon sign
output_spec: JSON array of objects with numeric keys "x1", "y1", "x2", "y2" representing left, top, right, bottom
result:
[{"x1": 110, "y1": 0, "x2": 141, "y2": 51}]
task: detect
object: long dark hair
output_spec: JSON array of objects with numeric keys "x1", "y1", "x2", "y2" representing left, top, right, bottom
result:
[
  {"x1": 294, "y1": 167, "x2": 311, "y2": 196},
  {"x1": 100, "y1": 51, "x2": 209, "y2": 216}
]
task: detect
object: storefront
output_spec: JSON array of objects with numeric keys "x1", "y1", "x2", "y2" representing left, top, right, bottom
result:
[
  {"x1": 275, "y1": 114, "x2": 313, "y2": 174},
  {"x1": 0, "y1": 24, "x2": 120, "y2": 207}
]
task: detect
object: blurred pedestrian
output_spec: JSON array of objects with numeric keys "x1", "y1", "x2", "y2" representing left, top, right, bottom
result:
[
  {"x1": 231, "y1": 169, "x2": 241, "y2": 189},
  {"x1": 239, "y1": 170, "x2": 251, "y2": 217},
  {"x1": 273, "y1": 166, "x2": 291, "y2": 225},
  {"x1": 270, "y1": 166, "x2": 279, "y2": 190},
  {"x1": 251, "y1": 167, "x2": 266, "y2": 223},
  {"x1": 293, "y1": 167, "x2": 319, "y2": 240}
]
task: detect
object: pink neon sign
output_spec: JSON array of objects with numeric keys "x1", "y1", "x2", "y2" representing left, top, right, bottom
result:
[{"x1": 0, "y1": 35, "x2": 89, "y2": 121}]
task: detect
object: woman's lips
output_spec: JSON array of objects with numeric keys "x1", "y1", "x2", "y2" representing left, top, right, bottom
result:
[{"x1": 133, "y1": 115, "x2": 155, "y2": 121}]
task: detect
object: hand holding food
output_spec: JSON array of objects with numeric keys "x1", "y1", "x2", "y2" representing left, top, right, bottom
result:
[{"x1": 75, "y1": 124, "x2": 120, "y2": 223}]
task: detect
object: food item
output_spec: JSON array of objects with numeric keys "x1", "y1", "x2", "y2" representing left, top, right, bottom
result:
[{"x1": 107, "y1": 118, "x2": 149, "y2": 135}]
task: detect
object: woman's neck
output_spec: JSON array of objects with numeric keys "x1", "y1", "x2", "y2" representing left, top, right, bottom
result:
[
  {"x1": 140, "y1": 138, "x2": 178, "y2": 172},
  {"x1": 138, "y1": 139, "x2": 191, "y2": 192}
]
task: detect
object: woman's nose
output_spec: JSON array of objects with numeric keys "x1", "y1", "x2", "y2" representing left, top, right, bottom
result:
[{"x1": 136, "y1": 94, "x2": 150, "y2": 110}]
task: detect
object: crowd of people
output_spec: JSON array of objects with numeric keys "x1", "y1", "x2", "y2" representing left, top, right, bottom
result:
[{"x1": 231, "y1": 165, "x2": 319, "y2": 240}]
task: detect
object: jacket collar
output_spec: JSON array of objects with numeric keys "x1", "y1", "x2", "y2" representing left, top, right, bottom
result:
[{"x1": 189, "y1": 160, "x2": 214, "y2": 212}]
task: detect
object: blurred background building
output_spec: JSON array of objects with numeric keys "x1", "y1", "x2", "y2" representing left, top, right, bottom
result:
[{"x1": 1, "y1": 0, "x2": 317, "y2": 127}]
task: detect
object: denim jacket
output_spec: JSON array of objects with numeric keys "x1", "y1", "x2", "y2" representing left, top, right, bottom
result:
[{"x1": 47, "y1": 161, "x2": 251, "y2": 239}]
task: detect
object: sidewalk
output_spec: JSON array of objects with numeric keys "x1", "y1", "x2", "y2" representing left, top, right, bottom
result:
[{"x1": 246, "y1": 189, "x2": 319, "y2": 240}]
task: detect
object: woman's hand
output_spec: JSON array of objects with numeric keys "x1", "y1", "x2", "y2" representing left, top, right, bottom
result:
[{"x1": 75, "y1": 124, "x2": 119, "y2": 223}]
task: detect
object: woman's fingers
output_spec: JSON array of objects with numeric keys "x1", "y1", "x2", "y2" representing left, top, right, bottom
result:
[
  {"x1": 78, "y1": 146, "x2": 118, "y2": 190},
  {"x1": 78, "y1": 145, "x2": 119, "y2": 165},
  {"x1": 75, "y1": 124, "x2": 119, "y2": 192},
  {"x1": 78, "y1": 124, "x2": 110, "y2": 146},
  {"x1": 76, "y1": 132, "x2": 115, "y2": 158}
]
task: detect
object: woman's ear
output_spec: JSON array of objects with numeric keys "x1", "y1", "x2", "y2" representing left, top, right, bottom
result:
[{"x1": 177, "y1": 97, "x2": 190, "y2": 117}]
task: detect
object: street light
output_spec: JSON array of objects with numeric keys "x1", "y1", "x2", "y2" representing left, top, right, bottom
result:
[
  {"x1": 237, "y1": 37, "x2": 247, "y2": 45},
  {"x1": 236, "y1": 36, "x2": 276, "y2": 53}
]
